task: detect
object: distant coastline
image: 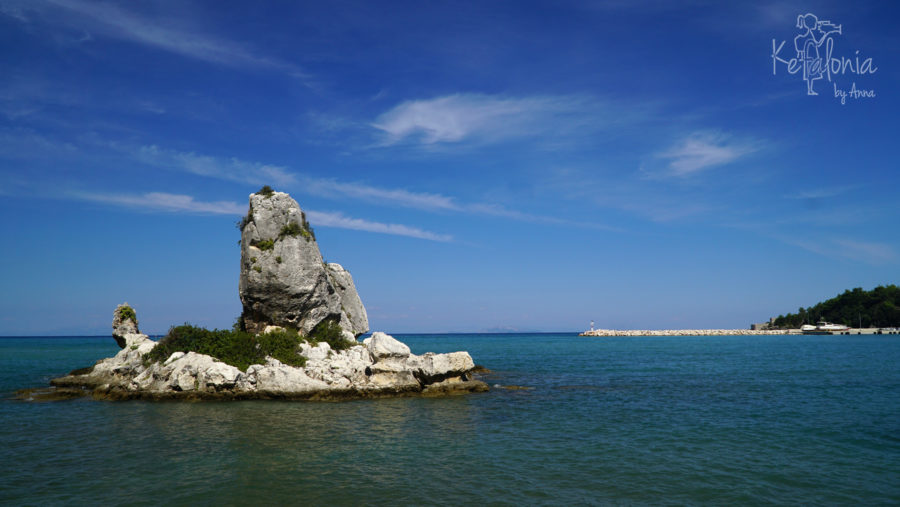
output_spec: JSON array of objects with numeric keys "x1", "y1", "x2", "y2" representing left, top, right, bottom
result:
[
  {"x1": 580, "y1": 328, "x2": 898, "y2": 337},
  {"x1": 580, "y1": 329, "x2": 797, "y2": 337}
]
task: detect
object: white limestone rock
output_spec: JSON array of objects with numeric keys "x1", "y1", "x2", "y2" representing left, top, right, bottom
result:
[
  {"x1": 326, "y1": 263, "x2": 369, "y2": 338},
  {"x1": 112, "y1": 303, "x2": 141, "y2": 348},
  {"x1": 237, "y1": 190, "x2": 368, "y2": 339},
  {"x1": 246, "y1": 359, "x2": 330, "y2": 394},
  {"x1": 364, "y1": 332, "x2": 411, "y2": 360},
  {"x1": 409, "y1": 351, "x2": 476, "y2": 383},
  {"x1": 50, "y1": 301, "x2": 485, "y2": 399}
]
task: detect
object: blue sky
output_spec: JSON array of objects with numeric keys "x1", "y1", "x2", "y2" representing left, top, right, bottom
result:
[{"x1": 1, "y1": 0, "x2": 897, "y2": 335}]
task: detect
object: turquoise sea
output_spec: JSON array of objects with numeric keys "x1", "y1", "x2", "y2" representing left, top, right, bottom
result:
[{"x1": 2, "y1": 333, "x2": 899, "y2": 505}]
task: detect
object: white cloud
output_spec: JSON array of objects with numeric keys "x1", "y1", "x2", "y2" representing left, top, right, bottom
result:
[
  {"x1": 780, "y1": 235, "x2": 897, "y2": 265},
  {"x1": 69, "y1": 191, "x2": 452, "y2": 241},
  {"x1": 833, "y1": 239, "x2": 897, "y2": 264},
  {"x1": 303, "y1": 178, "x2": 461, "y2": 212},
  {"x1": 465, "y1": 202, "x2": 620, "y2": 230},
  {"x1": 10, "y1": 0, "x2": 306, "y2": 78},
  {"x1": 785, "y1": 185, "x2": 858, "y2": 200},
  {"x1": 73, "y1": 191, "x2": 245, "y2": 215},
  {"x1": 659, "y1": 132, "x2": 757, "y2": 176},
  {"x1": 2, "y1": 128, "x2": 613, "y2": 233},
  {"x1": 132, "y1": 144, "x2": 608, "y2": 229},
  {"x1": 136, "y1": 145, "x2": 296, "y2": 187},
  {"x1": 306, "y1": 211, "x2": 452, "y2": 242},
  {"x1": 0, "y1": 1, "x2": 29, "y2": 22},
  {"x1": 371, "y1": 93, "x2": 607, "y2": 146}
]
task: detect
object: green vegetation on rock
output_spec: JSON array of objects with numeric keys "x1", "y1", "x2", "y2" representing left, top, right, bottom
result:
[
  {"x1": 301, "y1": 212, "x2": 315, "y2": 241},
  {"x1": 236, "y1": 211, "x2": 252, "y2": 231},
  {"x1": 773, "y1": 285, "x2": 900, "y2": 328},
  {"x1": 279, "y1": 219, "x2": 314, "y2": 242},
  {"x1": 257, "y1": 185, "x2": 275, "y2": 197},
  {"x1": 118, "y1": 305, "x2": 137, "y2": 325},
  {"x1": 279, "y1": 221, "x2": 303, "y2": 238},
  {"x1": 308, "y1": 319, "x2": 352, "y2": 351},
  {"x1": 254, "y1": 239, "x2": 274, "y2": 251},
  {"x1": 144, "y1": 320, "x2": 354, "y2": 371},
  {"x1": 145, "y1": 324, "x2": 308, "y2": 371}
]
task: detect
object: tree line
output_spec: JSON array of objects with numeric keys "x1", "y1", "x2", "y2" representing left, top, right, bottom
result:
[{"x1": 772, "y1": 285, "x2": 900, "y2": 329}]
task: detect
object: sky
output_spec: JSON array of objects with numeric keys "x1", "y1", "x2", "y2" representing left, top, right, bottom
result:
[{"x1": 0, "y1": 0, "x2": 898, "y2": 335}]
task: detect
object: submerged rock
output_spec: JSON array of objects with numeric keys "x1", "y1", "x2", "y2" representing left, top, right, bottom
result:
[{"x1": 238, "y1": 190, "x2": 368, "y2": 339}]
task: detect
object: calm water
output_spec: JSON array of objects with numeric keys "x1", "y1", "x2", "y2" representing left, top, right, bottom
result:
[{"x1": 2, "y1": 333, "x2": 899, "y2": 505}]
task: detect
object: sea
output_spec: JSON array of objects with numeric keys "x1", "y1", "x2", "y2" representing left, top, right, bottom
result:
[{"x1": 2, "y1": 333, "x2": 899, "y2": 505}]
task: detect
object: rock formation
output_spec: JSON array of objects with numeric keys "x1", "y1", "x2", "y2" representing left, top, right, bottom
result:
[
  {"x1": 111, "y1": 303, "x2": 153, "y2": 349},
  {"x1": 50, "y1": 308, "x2": 486, "y2": 400},
  {"x1": 43, "y1": 188, "x2": 487, "y2": 401},
  {"x1": 238, "y1": 190, "x2": 368, "y2": 340}
]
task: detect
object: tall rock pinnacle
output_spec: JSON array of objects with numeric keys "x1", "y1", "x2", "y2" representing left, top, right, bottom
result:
[{"x1": 238, "y1": 188, "x2": 368, "y2": 339}]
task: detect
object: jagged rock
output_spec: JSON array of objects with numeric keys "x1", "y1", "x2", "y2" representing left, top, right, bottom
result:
[
  {"x1": 238, "y1": 190, "x2": 368, "y2": 339},
  {"x1": 326, "y1": 263, "x2": 369, "y2": 338},
  {"x1": 50, "y1": 308, "x2": 486, "y2": 400},
  {"x1": 46, "y1": 216, "x2": 488, "y2": 401},
  {"x1": 112, "y1": 303, "x2": 141, "y2": 348}
]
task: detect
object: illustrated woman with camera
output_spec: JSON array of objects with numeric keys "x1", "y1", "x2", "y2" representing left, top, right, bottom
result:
[{"x1": 794, "y1": 13, "x2": 842, "y2": 95}]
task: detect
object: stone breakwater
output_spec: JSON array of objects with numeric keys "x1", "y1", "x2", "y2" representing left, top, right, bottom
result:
[{"x1": 580, "y1": 329, "x2": 800, "y2": 337}]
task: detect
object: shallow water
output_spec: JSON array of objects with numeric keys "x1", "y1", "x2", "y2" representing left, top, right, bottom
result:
[{"x1": 2, "y1": 333, "x2": 899, "y2": 505}]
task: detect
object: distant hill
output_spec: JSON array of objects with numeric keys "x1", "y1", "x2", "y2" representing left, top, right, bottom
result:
[{"x1": 773, "y1": 285, "x2": 900, "y2": 328}]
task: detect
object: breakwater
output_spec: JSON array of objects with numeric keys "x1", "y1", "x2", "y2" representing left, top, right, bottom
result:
[{"x1": 580, "y1": 329, "x2": 799, "y2": 337}]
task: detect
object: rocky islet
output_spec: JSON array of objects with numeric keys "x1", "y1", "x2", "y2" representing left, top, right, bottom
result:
[{"x1": 46, "y1": 189, "x2": 487, "y2": 400}]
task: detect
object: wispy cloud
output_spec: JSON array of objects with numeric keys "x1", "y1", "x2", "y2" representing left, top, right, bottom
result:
[
  {"x1": 465, "y1": 202, "x2": 620, "y2": 230},
  {"x1": 300, "y1": 177, "x2": 616, "y2": 229},
  {"x1": 785, "y1": 185, "x2": 859, "y2": 200},
  {"x1": 303, "y1": 178, "x2": 460, "y2": 212},
  {"x1": 774, "y1": 207, "x2": 871, "y2": 227},
  {"x1": 72, "y1": 191, "x2": 246, "y2": 215},
  {"x1": 1, "y1": 124, "x2": 615, "y2": 233},
  {"x1": 779, "y1": 235, "x2": 897, "y2": 265},
  {"x1": 131, "y1": 143, "x2": 612, "y2": 230},
  {"x1": 7, "y1": 0, "x2": 307, "y2": 79},
  {"x1": 658, "y1": 132, "x2": 757, "y2": 176},
  {"x1": 0, "y1": 2, "x2": 30, "y2": 22},
  {"x1": 135, "y1": 145, "x2": 297, "y2": 187},
  {"x1": 371, "y1": 93, "x2": 616, "y2": 146},
  {"x1": 833, "y1": 239, "x2": 897, "y2": 264},
  {"x1": 134, "y1": 144, "x2": 456, "y2": 212},
  {"x1": 68, "y1": 191, "x2": 453, "y2": 241},
  {"x1": 306, "y1": 211, "x2": 452, "y2": 242}
]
